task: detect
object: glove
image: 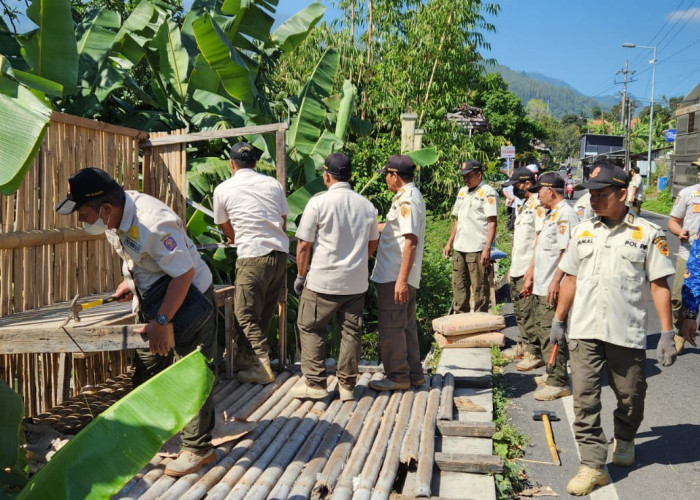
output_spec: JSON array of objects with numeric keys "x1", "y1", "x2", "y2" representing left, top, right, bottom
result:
[
  {"x1": 549, "y1": 318, "x2": 567, "y2": 345},
  {"x1": 657, "y1": 331, "x2": 677, "y2": 367},
  {"x1": 294, "y1": 275, "x2": 306, "y2": 296}
]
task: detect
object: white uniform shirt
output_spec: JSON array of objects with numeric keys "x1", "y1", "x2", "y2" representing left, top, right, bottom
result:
[
  {"x1": 105, "y1": 191, "x2": 213, "y2": 294},
  {"x1": 451, "y1": 182, "x2": 498, "y2": 253},
  {"x1": 573, "y1": 192, "x2": 594, "y2": 221},
  {"x1": 371, "y1": 183, "x2": 426, "y2": 289},
  {"x1": 560, "y1": 212, "x2": 675, "y2": 349},
  {"x1": 213, "y1": 168, "x2": 289, "y2": 258},
  {"x1": 296, "y1": 182, "x2": 379, "y2": 295},
  {"x1": 533, "y1": 199, "x2": 579, "y2": 296},
  {"x1": 510, "y1": 194, "x2": 543, "y2": 278},
  {"x1": 669, "y1": 183, "x2": 700, "y2": 260},
  {"x1": 627, "y1": 174, "x2": 644, "y2": 203}
]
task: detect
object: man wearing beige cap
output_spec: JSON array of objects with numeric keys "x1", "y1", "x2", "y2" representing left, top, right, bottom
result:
[{"x1": 370, "y1": 155, "x2": 426, "y2": 391}]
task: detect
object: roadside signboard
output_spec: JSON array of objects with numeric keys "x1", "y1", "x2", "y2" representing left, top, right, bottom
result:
[
  {"x1": 501, "y1": 146, "x2": 516, "y2": 158},
  {"x1": 665, "y1": 129, "x2": 676, "y2": 142}
]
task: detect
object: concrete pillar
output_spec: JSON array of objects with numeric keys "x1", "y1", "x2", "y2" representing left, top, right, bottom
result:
[
  {"x1": 413, "y1": 129, "x2": 424, "y2": 151},
  {"x1": 400, "y1": 113, "x2": 418, "y2": 154}
]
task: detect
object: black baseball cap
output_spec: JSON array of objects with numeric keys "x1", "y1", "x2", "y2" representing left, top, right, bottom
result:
[
  {"x1": 527, "y1": 172, "x2": 565, "y2": 192},
  {"x1": 230, "y1": 141, "x2": 262, "y2": 161},
  {"x1": 503, "y1": 167, "x2": 535, "y2": 187},
  {"x1": 377, "y1": 155, "x2": 415, "y2": 176},
  {"x1": 55, "y1": 168, "x2": 121, "y2": 215},
  {"x1": 322, "y1": 153, "x2": 352, "y2": 180},
  {"x1": 459, "y1": 159, "x2": 482, "y2": 176},
  {"x1": 582, "y1": 165, "x2": 629, "y2": 190}
]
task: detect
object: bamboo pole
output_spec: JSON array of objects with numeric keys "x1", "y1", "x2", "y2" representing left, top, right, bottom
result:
[
  {"x1": 413, "y1": 374, "x2": 443, "y2": 498},
  {"x1": 247, "y1": 374, "x2": 300, "y2": 422},
  {"x1": 331, "y1": 388, "x2": 393, "y2": 500},
  {"x1": 212, "y1": 379, "x2": 241, "y2": 407},
  {"x1": 351, "y1": 390, "x2": 404, "y2": 500},
  {"x1": 364, "y1": 390, "x2": 415, "y2": 500},
  {"x1": 221, "y1": 383, "x2": 265, "y2": 417},
  {"x1": 113, "y1": 457, "x2": 173, "y2": 500},
  {"x1": 113, "y1": 455, "x2": 165, "y2": 498},
  {"x1": 230, "y1": 371, "x2": 292, "y2": 421},
  {"x1": 266, "y1": 399, "x2": 343, "y2": 500},
  {"x1": 399, "y1": 384, "x2": 429, "y2": 466},
  {"x1": 214, "y1": 382, "x2": 255, "y2": 414},
  {"x1": 437, "y1": 373, "x2": 454, "y2": 421}
]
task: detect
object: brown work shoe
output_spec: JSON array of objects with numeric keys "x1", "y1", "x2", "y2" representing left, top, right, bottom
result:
[
  {"x1": 566, "y1": 465, "x2": 611, "y2": 496},
  {"x1": 502, "y1": 342, "x2": 527, "y2": 360},
  {"x1": 612, "y1": 438, "x2": 635, "y2": 467},
  {"x1": 534, "y1": 384, "x2": 571, "y2": 401},
  {"x1": 232, "y1": 348, "x2": 257, "y2": 372},
  {"x1": 368, "y1": 378, "x2": 410, "y2": 391},
  {"x1": 165, "y1": 448, "x2": 216, "y2": 477},
  {"x1": 290, "y1": 378, "x2": 327, "y2": 400},
  {"x1": 338, "y1": 383, "x2": 355, "y2": 402},
  {"x1": 675, "y1": 334, "x2": 685, "y2": 354},
  {"x1": 237, "y1": 356, "x2": 274, "y2": 384},
  {"x1": 516, "y1": 352, "x2": 544, "y2": 372},
  {"x1": 534, "y1": 373, "x2": 549, "y2": 387},
  {"x1": 410, "y1": 375, "x2": 426, "y2": 387}
]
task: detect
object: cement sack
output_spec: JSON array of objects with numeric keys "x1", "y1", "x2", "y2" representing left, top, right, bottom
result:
[
  {"x1": 432, "y1": 312, "x2": 505, "y2": 336},
  {"x1": 434, "y1": 331, "x2": 505, "y2": 349}
]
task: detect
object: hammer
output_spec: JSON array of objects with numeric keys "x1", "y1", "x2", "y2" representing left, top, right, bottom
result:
[
  {"x1": 58, "y1": 292, "x2": 128, "y2": 328},
  {"x1": 533, "y1": 410, "x2": 561, "y2": 466}
]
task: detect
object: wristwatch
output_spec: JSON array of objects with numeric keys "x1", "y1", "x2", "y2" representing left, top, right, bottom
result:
[
  {"x1": 156, "y1": 313, "x2": 170, "y2": 325},
  {"x1": 683, "y1": 310, "x2": 698, "y2": 320}
]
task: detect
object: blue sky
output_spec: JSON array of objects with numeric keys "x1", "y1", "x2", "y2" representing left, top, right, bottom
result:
[{"x1": 278, "y1": 0, "x2": 700, "y2": 104}]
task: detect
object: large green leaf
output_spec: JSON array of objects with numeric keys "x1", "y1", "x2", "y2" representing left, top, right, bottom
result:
[
  {"x1": 19, "y1": 0, "x2": 78, "y2": 96},
  {"x1": 287, "y1": 176, "x2": 326, "y2": 223},
  {"x1": 181, "y1": 0, "x2": 224, "y2": 60},
  {"x1": 189, "y1": 89, "x2": 247, "y2": 129},
  {"x1": 270, "y1": 2, "x2": 324, "y2": 52},
  {"x1": 0, "y1": 16, "x2": 24, "y2": 66},
  {"x1": 153, "y1": 18, "x2": 189, "y2": 102},
  {"x1": 0, "y1": 379, "x2": 27, "y2": 491},
  {"x1": 406, "y1": 147, "x2": 439, "y2": 168},
  {"x1": 0, "y1": 57, "x2": 52, "y2": 195},
  {"x1": 192, "y1": 12, "x2": 257, "y2": 106},
  {"x1": 76, "y1": 8, "x2": 120, "y2": 90},
  {"x1": 112, "y1": 0, "x2": 168, "y2": 68},
  {"x1": 10, "y1": 69, "x2": 63, "y2": 97},
  {"x1": 287, "y1": 48, "x2": 339, "y2": 155},
  {"x1": 334, "y1": 79, "x2": 355, "y2": 143},
  {"x1": 222, "y1": 0, "x2": 277, "y2": 43},
  {"x1": 18, "y1": 350, "x2": 214, "y2": 500}
]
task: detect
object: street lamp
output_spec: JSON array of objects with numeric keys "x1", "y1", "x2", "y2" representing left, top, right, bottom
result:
[{"x1": 623, "y1": 42, "x2": 657, "y2": 187}]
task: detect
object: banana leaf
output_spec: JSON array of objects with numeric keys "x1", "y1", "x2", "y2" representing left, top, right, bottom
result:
[
  {"x1": 17, "y1": 350, "x2": 214, "y2": 500},
  {"x1": 334, "y1": 79, "x2": 355, "y2": 143},
  {"x1": 112, "y1": 0, "x2": 167, "y2": 68},
  {"x1": 221, "y1": 0, "x2": 277, "y2": 43},
  {"x1": 153, "y1": 18, "x2": 189, "y2": 102},
  {"x1": 407, "y1": 147, "x2": 438, "y2": 168},
  {"x1": 19, "y1": 0, "x2": 78, "y2": 96},
  {"x1": 286, "y1": 176, "x2": 326, "y2": 224},
  {"x1": 76, "y1": 8, "x2": 120, "y2": 88},
  {"x1": 0, "y1": 380, "x2": 27, "y2": 493},
  {"x1": 270, "y1": 2, "x2": 325, "y2": 52}
]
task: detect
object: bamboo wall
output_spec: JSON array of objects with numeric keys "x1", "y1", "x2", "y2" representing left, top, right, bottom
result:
[{"x1": 0, "y1": 112, "x2": 186, "y2": 416}]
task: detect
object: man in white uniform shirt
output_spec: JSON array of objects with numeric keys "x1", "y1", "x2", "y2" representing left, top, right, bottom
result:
[
  {"x1": 291, "y1": 153, "x2": 379, "y2": 401},
  {"x1": 370, "y1": 155, "x2": 426, "y2": 391},
  {"x1": 213, "y1": 142, "x2": 289, "y2": 384}
]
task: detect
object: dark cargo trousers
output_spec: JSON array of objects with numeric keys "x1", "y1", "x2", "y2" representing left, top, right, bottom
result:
[
  {"x1": 234, "y1": 251, "x2": 287, "y2": 358},
  {"x1": 298, "y1": 289, "x2": 364, "y2": 389},
  {"x1": 452, "y1": 250, "x2": 489, "y2": 313},
  {"x1": 533, "y1": 295, "x2": 569, "y2": 387},
  {"x1": 570, "y1": 338, "x2": 647, "y2": 468},
  {"x1": 375, "y1": 281, "x2": 422, "y2": 384},
  {"x1": 510, "y1": 275, "x2": 539, "y2": 356},
  {"x1": 133, "y1": 286, "x2": 217, "y2": 452}
]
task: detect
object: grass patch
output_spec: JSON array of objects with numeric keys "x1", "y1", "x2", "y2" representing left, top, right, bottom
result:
[
  {"x1": 642, "y1": 186, "x2": 672, "y2": 214},
  {"x1": 491, "y1": 346, "x2": 528, "y2": 499}
]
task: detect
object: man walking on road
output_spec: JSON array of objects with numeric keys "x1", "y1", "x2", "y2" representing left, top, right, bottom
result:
[
  {"x1": 667, "y1": 156, "x2": 700, "y2": 353},
  {"x1": 627, "y1": 166, "x2": 644, "y2": 215},
  {"x1": 370, "y1": 155, "x2": 426, "y2": 391},
  {"x1": 520, "y1": 172, "x2": 578, "y2": 400},
  {"x1": 213, "y1": 142, "x2": 289, "y2": 384},
  {"x1": 443, "y1": 159, "x2": 498, "y2": 313},
  {"x1": 291, "y1": 153, "x2": 379, "y2": 401},
  {"x1": 551, "y1": 162, "x2": 676, "y2": 496}
]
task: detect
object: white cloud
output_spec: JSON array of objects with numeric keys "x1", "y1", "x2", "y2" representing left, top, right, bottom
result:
[{"x1": 668, "y1": 7, "x2": 700, "y2": 22}]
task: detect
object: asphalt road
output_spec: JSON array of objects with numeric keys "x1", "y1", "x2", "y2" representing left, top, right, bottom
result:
[{"x1": 502, "y1": 191, "x2": 700, "y2": 500}]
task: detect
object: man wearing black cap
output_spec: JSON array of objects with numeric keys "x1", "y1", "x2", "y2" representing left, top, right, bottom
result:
[
  {"x1": 369, "y1": 155, "x2": 426, "y2": 391},
  {"x1": 551, "y1": 160, "x2": 675, "y2": 495},
  {"x1": 501, "y1": 168, "x2": 543, "y2": 363},
  {"x1": 56, "y1": 167, "x2": 217, "y2": 477},
  {"x1": 667, "y1": 156, "x2": 700, "y2": 353},
  {"x1": 443, "y1": 159, "x2": 498, "y2": 313},
  {"x1": 213, "y1": 141, "x2": 289, "y2": 384},
  {"x1": 520, "y1": 172, "x2": 578, "y2": 398},
  {"x1": 291, "y1": 153, "x2": 379, "y2": 401}
]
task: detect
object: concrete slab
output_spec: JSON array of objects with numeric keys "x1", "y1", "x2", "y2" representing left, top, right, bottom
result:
[
  {"x1": 436, "y1": 435, "x2": 493, "y2": 455},
  {"x1": 453, "y1": 387, "x2": 493, "y2": 422},
  {"x1": 437, "y1": 348, "x2": 492, "y2": 387},
  {"x1": 431, "y1": 468, "x2": 496, "y2": 500}
]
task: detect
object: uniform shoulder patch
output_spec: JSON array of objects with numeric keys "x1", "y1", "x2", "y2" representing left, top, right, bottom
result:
[
  {"x1": 400, "y1": 205, "x2": 410, "y2": 218},
  {"x1": 536, "y1": 207, "x2": 545, "y2": 217},
  {"x1": 652, "y1": 235, "x2": 666, "y2": 245},
  {"x1": 656, "y1": 238, "x2": 669, "y2": 257},
  {"x1": 487, "y1": 195, "x2": 496, "y2": 205},
  {"x1": 558, "y1": 223, "x2": 568, "y2": 235},
  {"x1": 163, "y1": 236, "x2": 177, "y2": 252}
]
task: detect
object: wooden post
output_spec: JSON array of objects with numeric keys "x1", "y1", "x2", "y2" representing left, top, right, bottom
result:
[
  {"x1": 225, "y1": 296, "x2": 234, "y2": 379},
  {"x1": 400, "y1": 113, "x2": 418, "y2": 154},
  {"x1": 275, "y1": 128, "x2": 288, "y2": 370}
]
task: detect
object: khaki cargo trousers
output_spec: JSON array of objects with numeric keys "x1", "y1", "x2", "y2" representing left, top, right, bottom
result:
[
  {"x1": 533, "y1": 294, "x2": 569, "y2": 387},
  {"x1": 510, "y1": 275, "x2": 539, "y2": 356},
  {"x1": 671, "y1": 256, "x2": 687, "y2": 332},
  {"x1": 297, "y1": 289, "x2": 364, "y2": 388},
  {"x1": 452, "y1": 250, "x2": 489, "y2": 313}
]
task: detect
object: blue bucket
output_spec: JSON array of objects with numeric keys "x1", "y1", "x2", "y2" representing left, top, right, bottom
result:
[{"x1": 657, "y1": 176, "x2": 668, "y2": 191}]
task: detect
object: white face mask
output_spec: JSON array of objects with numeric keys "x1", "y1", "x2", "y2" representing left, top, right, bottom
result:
[{"x1": 84, "y1": 207, "x2": 109, "y2": 235}]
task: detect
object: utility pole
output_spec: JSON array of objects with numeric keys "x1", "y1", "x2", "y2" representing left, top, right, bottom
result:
[{"x1": 616, "y1": 60, "x2": 635, "y2": 171}]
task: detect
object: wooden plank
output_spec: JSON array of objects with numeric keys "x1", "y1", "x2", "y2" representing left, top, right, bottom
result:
[
  {"x1": 0, "y1": 325, "x2": 149, "y2": 354},
  {"x1": 0, "y1": 228, "x2": 103, "y2": 250},
  {"x1": 434, "y1": 452, "x2": 503, "y2": 474},
  {"x1": 437, "y1": 420, "x2": 496, "y2": 438},
  {"x1": 140, "y1": 123, "x2": 289, "y2": 147},
  {"x1": 50, "y1": 111, "x2": 149, "y2": 139}
]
